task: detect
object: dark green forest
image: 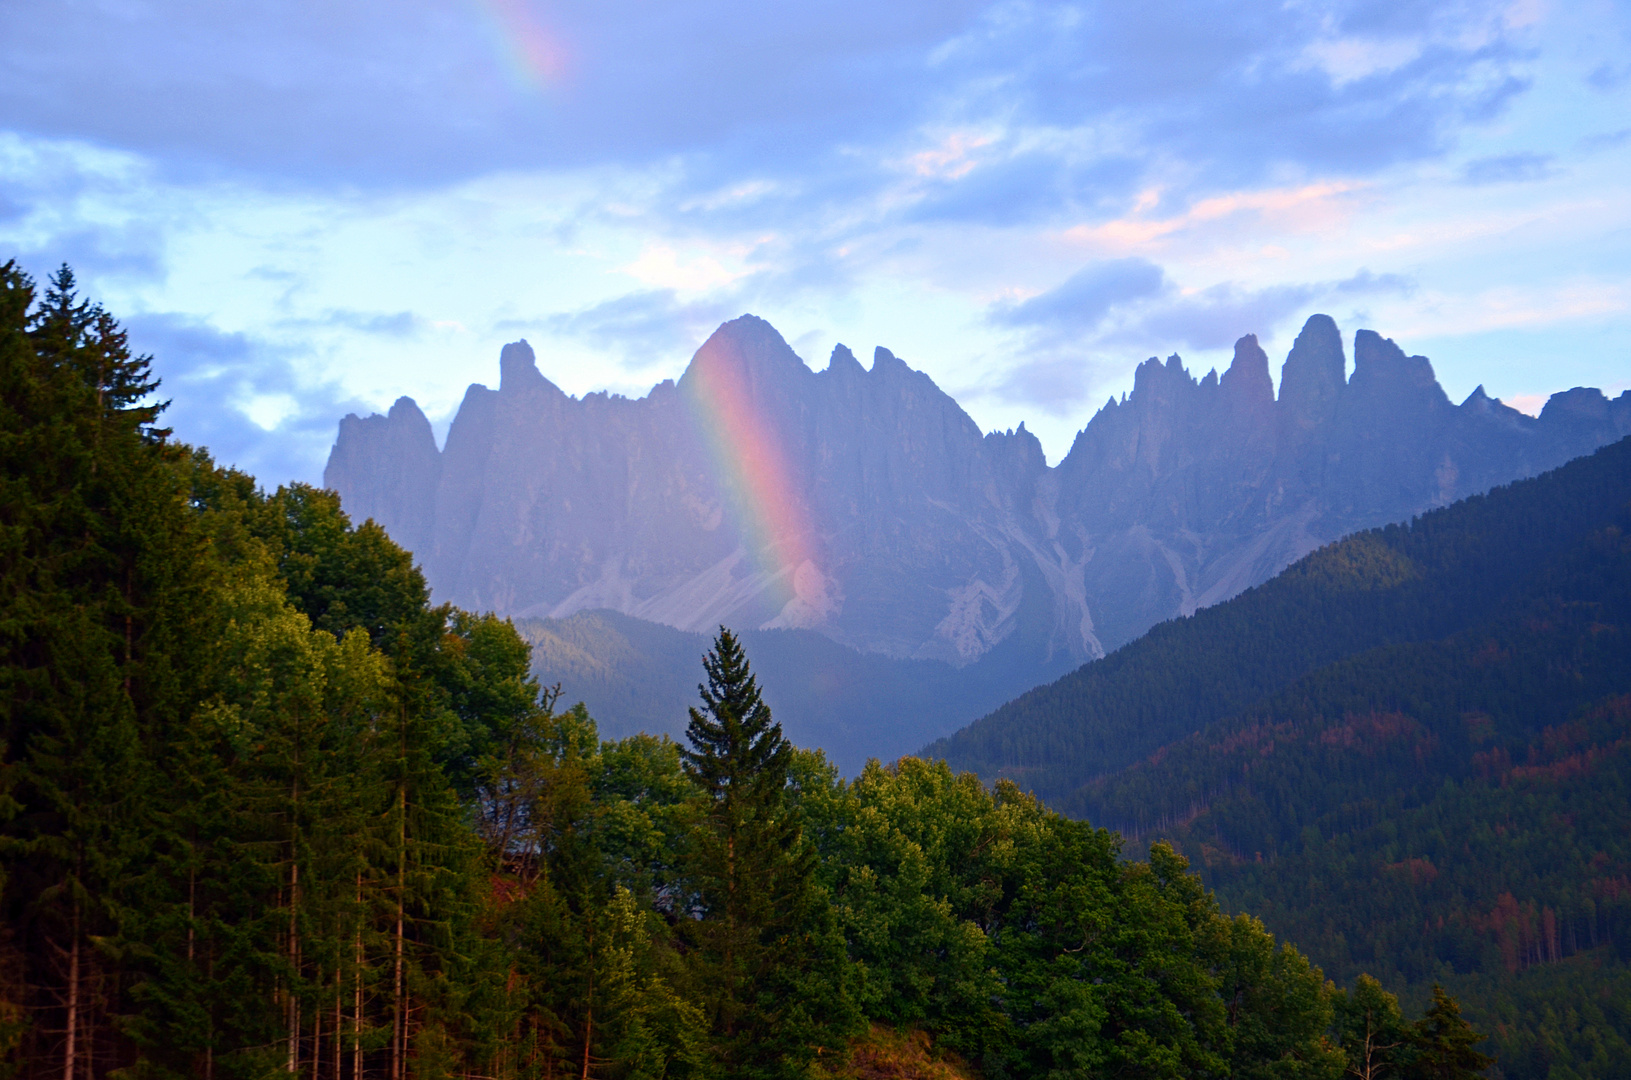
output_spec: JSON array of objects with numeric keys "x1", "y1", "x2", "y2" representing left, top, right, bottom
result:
[
  {"x1": 928, "y1": 424, "x2": 1631, "y2": 1076},
  {"x1": 0, "y1": 264, "x2": 1510, "y2": 1079},
  {"x1": 925, "y1": 436, "x2": 1631, "y2": 805}
]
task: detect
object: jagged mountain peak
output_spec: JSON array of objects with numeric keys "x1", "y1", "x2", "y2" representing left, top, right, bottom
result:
[
  {"x1": 498, "y1": 339, "x2": 553, "y2": 395},
  {"x1": 325, "y1": 313, "x2": 1630, "y2": 674},
  {"x1": 679, "y1": 314, "x2": 807, "y2": 391},
  {"x1": 387, "y1": 395, "x2": 428, "y2": 423},
  {"x1": 1350, "y1": 329, "x2": 1448, "y2": 403},
  {"x1": 1278, "y1": 314, "x2": 1346, "y2": 434},
  {"x1": 871, "y1": 345, "x2": 912, "y2": 376},
  {"x1": 1543, "y1": 386, "x2": 1613, "y2": 422},
  {"x1": 1221, "y1": 334, "x2": 1273, "y2": 405},
  {"x1": 827, "y1": 343, "x2": 865, "y2": 377}
]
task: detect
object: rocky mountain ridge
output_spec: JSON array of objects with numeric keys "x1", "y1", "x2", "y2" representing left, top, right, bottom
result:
[{"x1": 325, "y1": 314, "x2": 1630, "y2": 665}]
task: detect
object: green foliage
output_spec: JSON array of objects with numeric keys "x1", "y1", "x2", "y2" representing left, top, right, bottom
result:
[
  {"x1": 679, "y1": 629, "x2": 860, "y2": 1079},
  {"x1": 1406, "y1": 986, "x2": 1493, "y2": 1080},
  {"x1": 1214, "y1": 915, "x2": 1344, "y2": 1080},
  {"x1": 1333, "y1": 975, "x2": 1410, "y2": 1080}
]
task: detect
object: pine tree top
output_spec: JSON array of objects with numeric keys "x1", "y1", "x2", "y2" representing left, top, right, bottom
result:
[{"x1": 680, "y1": 628, "x2": 791, "y2": 807}]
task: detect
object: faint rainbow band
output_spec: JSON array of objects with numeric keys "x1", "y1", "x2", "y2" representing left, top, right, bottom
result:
[{"x1": 682, "y1": 356, "x2": 817, "y2": 611}]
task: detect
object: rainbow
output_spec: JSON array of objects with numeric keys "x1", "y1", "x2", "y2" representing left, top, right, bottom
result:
[
  {"x1": 682, "y1": 353, "x2": 819, "y2": 614},
  {"x1": 470, "y1": 0, "x2": 567, "y2": 91}
]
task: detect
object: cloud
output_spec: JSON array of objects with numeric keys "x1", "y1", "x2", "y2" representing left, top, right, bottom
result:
[
  {"x1": 283, "y1": 309, "x2": 427, "y2": 337},
  {"x1": 1123, "y1": 281, "x2": 1321, "y2": 352},
  {"x1": 988, "y1": 258, "x2": 1318, "y2": 354},
  {"x1": 905, "y1": 151, "x2": 1143, "y2": 227},
  {"x1": 13, "y1": 227, "x2": 165, "y2": 283},
  {"x1": 991, "y1": 258, "x2": 1167, "y2": 338},
  {"x1": 1578, "y1": 127, "x2": 1631, "y2": 153},
  {"x1": 125, "y1": 313, "x2": 369, "y2": 488},
  {"x1": 0, "y1": 0, "x2": 1535, "y2": 230},
  {"x1": 537, "y1": 289, "x2": 740, "y2": 367},
  {"x1": 1460, "y1": 152, "x2": 1557, "y2": 185},
  {"x1": 1333, "y1": 268, "x2": 1418, "y2": 296},
  {"x1": 985, "y1": 355, "x2": 1117, "y2": 417},
  {"x1": 1586, "y1": 61, "x2": 1630, "y2": 91}
]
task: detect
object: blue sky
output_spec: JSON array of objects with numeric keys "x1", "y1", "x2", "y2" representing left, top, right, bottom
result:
[{"x1": 2, "y1": 0, "x2": 1628, "y2": 484}]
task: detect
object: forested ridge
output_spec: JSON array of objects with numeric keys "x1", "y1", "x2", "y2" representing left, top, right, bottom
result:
[
  {"x1": 1071, "y1": 455, "x2": 1631, "y2": 1077},
  {"x1": 924, "y1": 435, "x2": 1631, "y2": 804},
  {"x1": 0, "y1": 265, "x2": 1505, "y2": 1078},
  {"x1": 921, "y1": 419, "x2": 1631, "y2": 1074}
]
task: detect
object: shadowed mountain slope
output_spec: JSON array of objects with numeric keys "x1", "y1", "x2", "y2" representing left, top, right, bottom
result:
[
  {"x1": 925, "y1": 435, "x2": 1631, "y2": 807},
  {"x1": 515, "y1": 608, "x2": 1076, "y2": 776}
]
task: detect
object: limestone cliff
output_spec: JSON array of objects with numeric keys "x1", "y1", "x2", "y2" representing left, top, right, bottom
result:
[{"x1": 325, "y1": 314, "x2": 1631, "y2": 664}]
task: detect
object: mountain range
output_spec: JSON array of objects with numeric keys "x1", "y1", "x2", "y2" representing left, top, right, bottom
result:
[{"x1": 325, "y1": 314, "x2": 1629, "y2": 758}]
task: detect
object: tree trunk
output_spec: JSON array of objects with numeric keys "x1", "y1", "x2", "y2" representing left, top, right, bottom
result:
[
  {"x1": 187, "y1": 866, "x2": 197, "y2": 964},
  {"x1": 393, "y1": 780, "x2": 405, "y2": 1080},
  {"x1": 581, "y1": 923, "x2": 594, "y2": 1080},
  {"x1": 63, "y1": 900, "x2": 80, "y2": 1080},
  {"x1": 289, "y1": 839, "x2": 301, "y2": 1073},
  {"x1": 353, "y1": 871, "x2": 364, "y2": 1080}
]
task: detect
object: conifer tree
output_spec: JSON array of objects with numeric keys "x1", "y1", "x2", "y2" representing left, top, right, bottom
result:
[
  {"x1": 678, "y1": 629, "x2": 858, "y2": 1080},
  {"x1": 1404, "y1": 985, "x2": 1492, "y2": 1080},
  {"x1": 0, "y1": 263, "x2": 177, "y2": 1079}
]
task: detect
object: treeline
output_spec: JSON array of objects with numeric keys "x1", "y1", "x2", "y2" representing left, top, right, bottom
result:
[
  {"x1": 925, "y1": 435, "x2": 1631, "y2": 805},
  {"x1": 1064, "y1": 442, "x2": 1631, "y2": 1076},
  {"x1": 1, "y1": 262, "x2": 1490, "y2": 1080}
]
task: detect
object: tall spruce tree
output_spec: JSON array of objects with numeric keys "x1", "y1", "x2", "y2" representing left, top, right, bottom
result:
[
  {"x1": 0, "y1": 263, "x2": 180, "y2": 1079},
  {"x1": 678, "y1": 629, "x2": 858, "y2": 1079}
]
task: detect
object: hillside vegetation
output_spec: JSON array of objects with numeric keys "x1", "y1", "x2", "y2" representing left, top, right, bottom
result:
[
  {"x1": 926, "y1": 437, "x2": 1631, "y2": 1076},
  {"x1": 926, "y1": 435, "x2": 1631, "y2": 806},
  {"x1": 1082, "y1": 496, "x2": 1631, "y2": 1076}
]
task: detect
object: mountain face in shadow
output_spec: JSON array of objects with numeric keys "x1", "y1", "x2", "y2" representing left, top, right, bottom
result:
[{"x1": 326, "y1": 314, "x2": 1630, "y2": 670}]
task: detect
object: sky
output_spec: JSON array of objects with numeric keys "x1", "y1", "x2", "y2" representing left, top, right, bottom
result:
[{"x1": 2, "y1": 0, "x2": 1628, "y2": 485}]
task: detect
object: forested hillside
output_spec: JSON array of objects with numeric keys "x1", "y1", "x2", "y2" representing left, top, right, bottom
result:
[
  {"x1": 925, "y1": 435, "x2": 1631, "y2": 805},
  {"x1": 922, "y1": 435, "x2": 1631, "y2": 1076},
  {"x1": 1074, "y1": 474, "x2": 1631, "y2": 1076},
  {"x1": 1, "y1": 262, "x2": 1494, "y2": 1080}
]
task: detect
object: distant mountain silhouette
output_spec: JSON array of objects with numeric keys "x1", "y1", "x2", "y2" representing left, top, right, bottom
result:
[{"x1": 326, "y1": 314, "x2": 1630, "y2": 676}]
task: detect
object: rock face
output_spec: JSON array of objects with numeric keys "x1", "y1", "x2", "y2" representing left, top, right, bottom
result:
[{"x1": 325, "y1": 314, "x2": 1631, "y2": 664}]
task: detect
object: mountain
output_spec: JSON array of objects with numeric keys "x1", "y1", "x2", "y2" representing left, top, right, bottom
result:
[
  {"x1": 933, "y1": 437, "x2": 1631, "y2": 1078},
  {"x1": 325, "y1": 313, "x2": 1628, "y2": 677}
]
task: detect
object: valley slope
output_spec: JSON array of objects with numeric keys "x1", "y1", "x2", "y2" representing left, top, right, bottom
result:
[{"x1": 513, "y1": 608, "x2": 1073, "y2": 775}]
